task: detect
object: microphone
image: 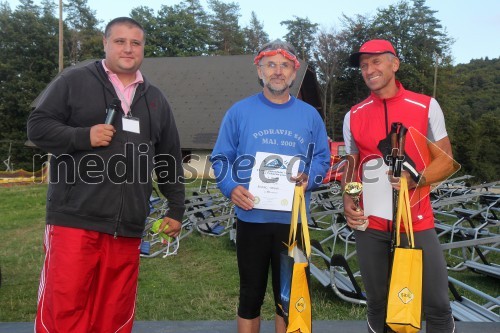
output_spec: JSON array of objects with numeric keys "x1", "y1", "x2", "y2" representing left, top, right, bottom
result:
[{"x1": 104, "y1": 98, "x2": 121, "y2": 125}]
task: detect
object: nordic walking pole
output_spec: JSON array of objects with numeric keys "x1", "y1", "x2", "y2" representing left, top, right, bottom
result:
[
  {"x1": 383, "y1": 122, "x2": 400, "y2": 333},
  {"x1": 384, "y1": 123, "x2": 408, "y2": 333},
  {"x1": 392, "y1": 124, "x2": 408, "y2": 238},
  {"x1": 389, "y1": 123, "x2": 401, "y2": 252}
]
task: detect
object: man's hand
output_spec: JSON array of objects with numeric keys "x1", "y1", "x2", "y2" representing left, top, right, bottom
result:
[
  {"x1": 388, "y1": 170, "x2": 418, "y2": 190},
  {"x1": 291, "y1": 172, "x2": 309, "y2": 190},
  {"x1": 231, "y1": 185, "x2": 254, "y2": 210},
  {"x1": 157, "y1": 216, "x2": 182, "y2": 238},
  {"x1": 90, "y1": 124, "x2": 115, "y2": 147},
  {"x1": 343, "y1": 193, "x2": 368, "y2": 229}
]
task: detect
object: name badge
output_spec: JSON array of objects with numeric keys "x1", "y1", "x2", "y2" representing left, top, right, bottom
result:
[{"x1": 122, "y1": 116, "x2": 140, "y2": 133}]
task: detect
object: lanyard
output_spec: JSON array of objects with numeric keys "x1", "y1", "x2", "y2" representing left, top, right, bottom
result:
[{"x1": 111, "y1": 82, "x2": 138, "y2": 117}]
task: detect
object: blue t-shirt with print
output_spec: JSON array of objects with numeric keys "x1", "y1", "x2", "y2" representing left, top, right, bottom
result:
[{"x1": 211, "y1": 92, "x2": 330, "y2": 224}]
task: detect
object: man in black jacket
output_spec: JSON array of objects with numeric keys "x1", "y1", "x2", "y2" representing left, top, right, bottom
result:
[{"x1": 28, "y1": 17, "x2": 185, "y2": 333}]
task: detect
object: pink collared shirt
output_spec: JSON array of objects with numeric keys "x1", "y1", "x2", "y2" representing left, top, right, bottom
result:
[{"x1": 102, "y1": 60, "x2": 144, "y2": 115}]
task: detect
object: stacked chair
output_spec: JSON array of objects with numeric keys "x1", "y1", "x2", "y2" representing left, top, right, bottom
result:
[
  {"x1": 138, "y1": 176, "x2": 499, "y2": 323},
  {"x1": 431, "y1": 176, "x2": 499, "y2": 322}
]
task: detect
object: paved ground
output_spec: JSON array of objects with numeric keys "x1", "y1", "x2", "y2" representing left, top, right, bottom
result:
[{"x1": 1, "y1": 320, "x2": 498, "y2": 332}]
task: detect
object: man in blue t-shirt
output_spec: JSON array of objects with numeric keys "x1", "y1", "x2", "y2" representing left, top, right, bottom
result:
[{"x1": 211, "y1": 40, "x2": 330, "y2": 333}]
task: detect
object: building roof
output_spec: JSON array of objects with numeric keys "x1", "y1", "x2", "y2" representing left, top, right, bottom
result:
[{"x1": 32, "y1": 55, "x2": 323, "y2": 150}]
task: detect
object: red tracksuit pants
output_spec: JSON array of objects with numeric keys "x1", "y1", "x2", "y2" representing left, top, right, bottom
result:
[{"x1": 35, "y1": 225, "x2": 141, "y2": 333}]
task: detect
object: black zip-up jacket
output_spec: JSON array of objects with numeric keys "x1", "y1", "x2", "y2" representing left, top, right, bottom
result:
[{"x1": 27, "y1": 61, "x2": 185, "y2": 238}]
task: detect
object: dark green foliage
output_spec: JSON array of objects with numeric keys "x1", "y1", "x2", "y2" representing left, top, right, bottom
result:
[
  {"x1": 64, "y1": 0, "x2": 103, "y2": 64},
  {"x1": 134, "y1": 1, "x2": 211, "y2": 57},
  {"x1": 442, "y1": 58, "x2": 500, "y2": 181},
  {"x1": 320, "y1": 0, "x2": 498, "y2": 181},
  {"x1": 280, "y1": 16, "x2": 319, "y2": 64},
  {"x1": 243, "y1": 11, "x2": 269, "y2": 54},
  {"x1": 0, "y1": 0, "x2": 59, "y2": 170},
  {"x1": 206, "y1": 0, "x2": 245, "y2": 55}
]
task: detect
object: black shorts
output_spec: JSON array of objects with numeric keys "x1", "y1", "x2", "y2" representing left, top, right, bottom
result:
[{"x1": 236, "y1": 219, "x2": 301, "y2": 319}]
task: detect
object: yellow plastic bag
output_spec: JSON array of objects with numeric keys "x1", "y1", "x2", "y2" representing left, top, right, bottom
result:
[
  {"x1": 279, "y1": 186, "x2": 312, "y2": 333},
  {"x1": 386, "y1": 178, "x2": 423, "y2": 333}
]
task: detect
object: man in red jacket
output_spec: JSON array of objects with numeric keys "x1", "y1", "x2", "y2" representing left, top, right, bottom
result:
[{"x1": 342, "y1": 39, "x2": 458, "y2": 333}]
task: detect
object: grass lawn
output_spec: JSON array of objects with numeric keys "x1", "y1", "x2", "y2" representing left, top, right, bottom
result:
[{"x1": 0, "y1": 183, "x2": 497, "y2": 322}]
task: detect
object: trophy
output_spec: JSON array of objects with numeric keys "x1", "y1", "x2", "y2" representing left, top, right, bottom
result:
[{"x1": 344, "y1": 182, "x2": 368, "y2": 231}]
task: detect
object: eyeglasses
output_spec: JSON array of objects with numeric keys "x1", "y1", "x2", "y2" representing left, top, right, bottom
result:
[{"x1": 258, "y1": 62, "x2": 294, "y2": 71}]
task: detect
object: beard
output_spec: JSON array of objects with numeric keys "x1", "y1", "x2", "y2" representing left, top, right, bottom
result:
[
  {"x1": 264, "y1": 77, "x2": 295, "y2": 96},
  {"x1": 266, "y1": 83, "x2": 288, "y2": 96}
]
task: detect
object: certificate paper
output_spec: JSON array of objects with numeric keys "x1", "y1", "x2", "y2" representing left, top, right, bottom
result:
[
  {"x1": 362, "y1": 158, "x2": 393, "y2": 220},
  {"x1": 248, "y1": 152, "x2": 299, "y2": 211}
]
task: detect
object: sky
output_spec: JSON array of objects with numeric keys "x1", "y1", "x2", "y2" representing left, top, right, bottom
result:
[{"x1": 5, "y1": 0, "x2": 500, "y2": 64}]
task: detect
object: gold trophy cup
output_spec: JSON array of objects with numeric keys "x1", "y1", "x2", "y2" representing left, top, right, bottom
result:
[{"x1": 344, "y1": 182, "x2": 368, "y2": 231}]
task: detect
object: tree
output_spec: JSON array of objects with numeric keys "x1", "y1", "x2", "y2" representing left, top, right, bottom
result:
[
  {"x1": 0, "y1": 0, "x2": 497, "y2": 180},
  {"x1": 475, "y1": 112, "x2": 500, "y2": 180},
  {"x1": 313, "y1": 27, "x2": 343, "y2": 138},
  {"x1": 183, "y1": 0, "x2": 211, "y2": 55},
  {"x1": 130, "y1": 6, "x2": 161, "y2": 57},
  {"x1": 452, "y1": 112, "x2": 480, "y2": 178},
  {"x1": 280, "y1": 16, "x2": 318, "y2": 64},
  {"x1": 243, "y1": 11, "x2": 269, "y2": 54},
  {"x1": 207, "y1": 0, "x2": 244, "y2": 55},
  {"x1": 64, "y1": 0, "x2": 103, "y2": 65},
  {"x1": 145, "y1": 0, "x2": 210, "y2": 57},
  {"x1": 335, "y1": 13, "x2": 374, "y2": 101},
  {"x1": 442, "y1": 57, "x2": 499, "y2": 181},
  {"x1": 326, "y1": 0, "x2": 455, "y2": 140},
  {"x1": 372, "y1": 0, "x2": 453, "y2": 94},
  {"x1": 0, "y1": 0, "x2": 59, "y2": 169},
  {"x1": 320, "y1": 13, "x2": 374, "y2": 140}
]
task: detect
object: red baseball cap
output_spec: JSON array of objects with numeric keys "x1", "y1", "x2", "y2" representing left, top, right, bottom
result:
[{"x1": 349, "y1": 39, "x2": 397, "y2": 67}]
